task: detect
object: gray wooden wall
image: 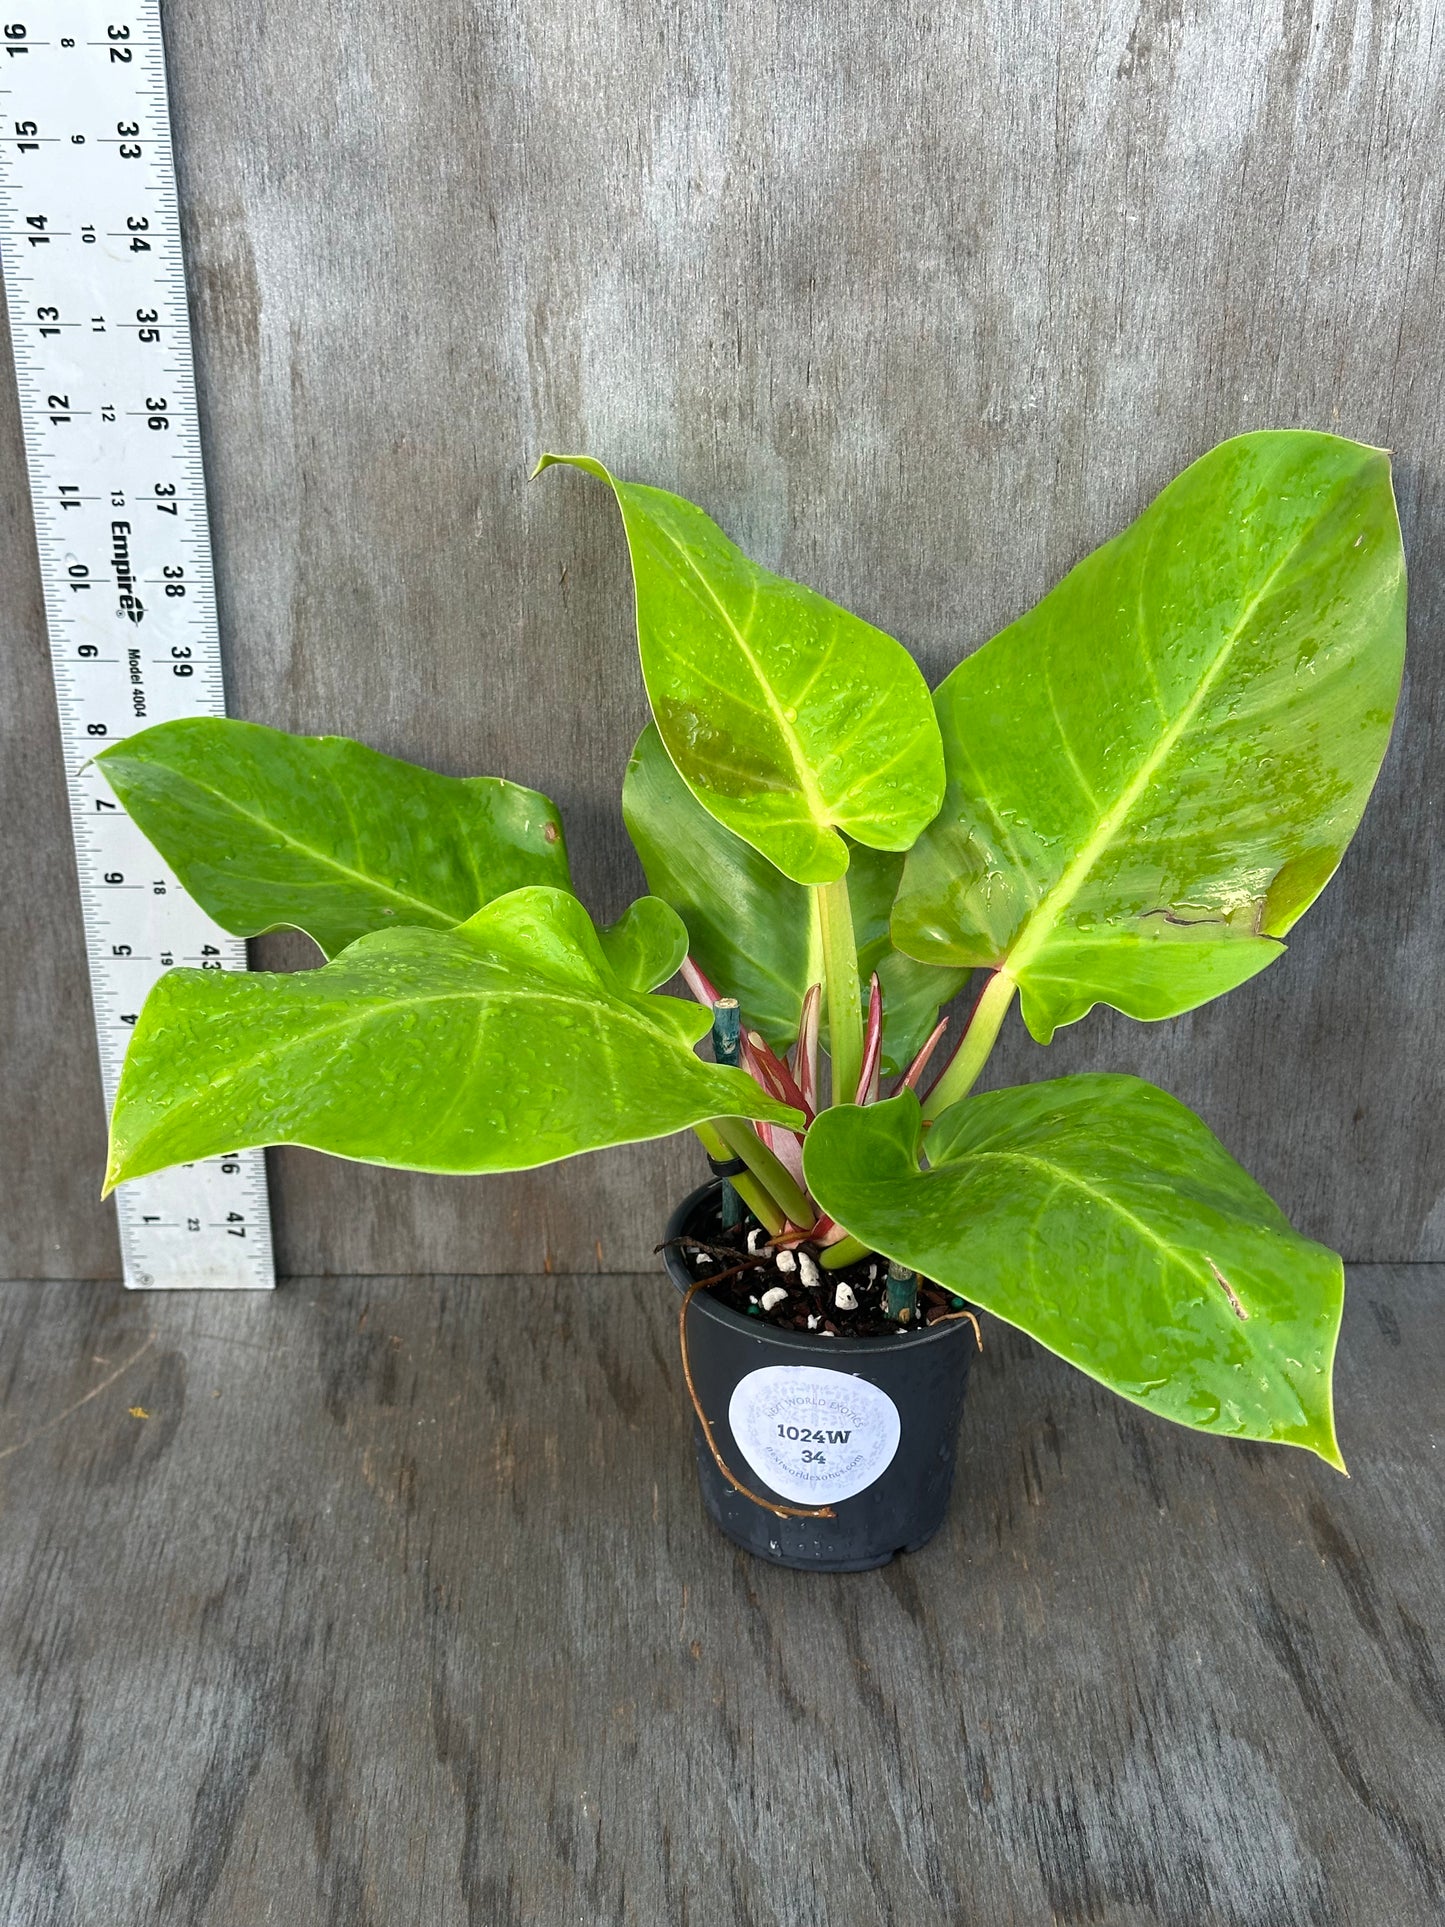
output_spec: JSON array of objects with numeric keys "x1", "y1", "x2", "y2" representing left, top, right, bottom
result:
[{"x1": 3, "y1": 0, "x2": 1442, "y2": 1280}]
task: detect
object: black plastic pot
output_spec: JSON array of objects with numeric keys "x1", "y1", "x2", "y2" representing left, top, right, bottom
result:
[{"x1": 664, "y1": 1181, "x2": 975, "y2": 1572}]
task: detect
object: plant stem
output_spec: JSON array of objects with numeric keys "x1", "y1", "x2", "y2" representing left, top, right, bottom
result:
[
  {"x1": 692, "y1": 1123, "x2": 786, "y2": 1236},
  {"x1": 819, "y1": 1232, "x2": 870, "y2": 1270},
  {"x1": 713, "y1": 1115, "x2": 815, "y2": 1228},
  {"x1": 920, "y1": 968, "x2": 1017, "y2": 1121},
  {"x1": 816, "y1": 874, "x2": 862, "y2": 1107}
]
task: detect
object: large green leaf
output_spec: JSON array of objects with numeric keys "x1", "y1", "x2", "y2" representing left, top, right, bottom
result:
[
  {"x1": 894, "y1": 432, "x2": 1406, "y2": 1042},
  {"x1": 803, "y1": 1078, "x2": 1345, "y2": 1466},
  {"x1": 106, "y1": 887, "x2": 802, "y2": 1189},
  {"x1": 98, "y1": 718, "x2": 571, "y2": 959},
  {"x1": 537, "y1": 455, "x2": 945, "y2": 885},
  {"x1": 622, "y1": 722, "x2": 966, "y2": 1069}
]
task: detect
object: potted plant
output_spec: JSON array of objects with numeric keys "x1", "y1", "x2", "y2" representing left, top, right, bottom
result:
[{"x1": 100, "y1": 430, "x2": 1405, "y2": 1571}]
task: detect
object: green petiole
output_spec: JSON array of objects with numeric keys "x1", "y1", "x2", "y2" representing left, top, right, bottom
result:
[
  {"x1": 920, "y1": 969, "x2": 1017, "y2": 1121},
  {"x1": 816, "y1": 873, "x2": 862, "y2": 1107}
]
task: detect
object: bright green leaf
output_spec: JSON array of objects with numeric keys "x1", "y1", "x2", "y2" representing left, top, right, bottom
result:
[
  {"x1": 597, "y1": 895, "x2": 689, "y2": 992},
  {"x1": 622, "y1": 722, "x2": 966, "y2": 1069},
  {"x1": 894, "y1": 432, "x2": 1406, "y2": 1042},
  {"x1": 106, "y1": 887, "x2": 802, "y2": 1189},
  {"x1": 538, "y1": 455, "x2": 945, "y2": 885},
  {"x1": 803, "y1": 1079, "x2": 1345, "y2": 1466},
  {"x1": 98, "y1": 718, "x2": 571, "y2": 959}
]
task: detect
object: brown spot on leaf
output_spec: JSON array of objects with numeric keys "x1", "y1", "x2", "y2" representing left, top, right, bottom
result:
[{"x1": 1208, "y1": 1259, "x2": 1248, "y2": 1320}]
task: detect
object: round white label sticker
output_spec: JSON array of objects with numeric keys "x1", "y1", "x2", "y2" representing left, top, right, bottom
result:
[{"x1": 727, "y1": 1366, "x2": 901, "y2": 1505}]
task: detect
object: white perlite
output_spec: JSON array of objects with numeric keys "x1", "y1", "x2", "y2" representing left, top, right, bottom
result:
[
  {"x1": 746, "y1": 1227, "x2": 765, "y2": 1254},
  {"x1": 834, "y1": 1281, "x2": 858, "y2": 1312},
  {"x1": 774, "y1": 1249, "x2": 797, "y2": 1273},
  {"x1": 797, "y1": 1251, "x2": 822, "y2": 1291},
  {"x1": 759, "y1": 1285, "x2": 788, "y2": 1312}
]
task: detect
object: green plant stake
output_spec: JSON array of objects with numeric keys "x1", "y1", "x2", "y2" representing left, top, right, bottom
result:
[
  {"x1": 886, "y1": 1261, "x2": 918, "y2": 1323},
  {"x1": 99, "y1": 431, "x2": 1405, "y2": 1473},
  {"x1": 711, "y1": 998, "x2": 744, "y2": 1230}
]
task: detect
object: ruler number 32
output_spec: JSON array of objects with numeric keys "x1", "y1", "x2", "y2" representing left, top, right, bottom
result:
[{"x1": 3, "y1": 24, "x2": 134, "y2": 61}]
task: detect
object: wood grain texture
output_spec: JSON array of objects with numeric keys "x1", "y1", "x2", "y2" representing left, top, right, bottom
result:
[
  {"x1": 0, "y1": 1263, "x2": 1441, "y2": 1924},
  {"x1": 2, "y1": 0, "x2": 1443, "y2": 1275}
]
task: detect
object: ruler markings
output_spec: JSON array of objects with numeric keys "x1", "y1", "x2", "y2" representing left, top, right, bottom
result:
[{"x1": 1, "y1": 1, "x2": 273, "y2": 1289}]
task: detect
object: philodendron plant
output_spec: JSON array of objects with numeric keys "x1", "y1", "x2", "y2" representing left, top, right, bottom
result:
[{"x1": 102, "y1": 431, "x2": 1405, "y2": 1472}]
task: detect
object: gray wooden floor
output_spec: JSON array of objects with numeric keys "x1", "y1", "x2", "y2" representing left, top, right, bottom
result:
[{"x1": 1, "y1": 1267, "x2": 1440, "y2": 1927}]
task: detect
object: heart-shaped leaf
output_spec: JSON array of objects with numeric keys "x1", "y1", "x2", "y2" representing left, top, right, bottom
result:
[
  {"x1": 98, "y1": 718, "x2": 571, "y2": 959},
  {"x1": 597, "y1": 894, "x2": 689, "y2": 992},
  {"x1": 106, "y1": 887, "x2": 802, "y2": 1189},
  {"x1": 893, "y1": 432, "x2": 1406, "y2": 1041},
  {"x1": 538, "y1": 455, "x2": 945, "y2": 885},
  {"x1": 622, "y1": 722, "x2": 966, "y2": 1068},
  {"x1": 804, "y1": 1078, "x2": 1345, "y2": 1466}
]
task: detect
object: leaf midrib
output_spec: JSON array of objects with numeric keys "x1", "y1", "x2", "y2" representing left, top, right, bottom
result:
[
  {"x1": 934, "y1": 1142, "x2": 1212, "y2": 1286},
  {"x1": 128, "y1": 764, "x2": 466, "y2": 927},
  {"x1": 119, "y1": 981, "x2": 768, "y2": 1167},
  {"x1": 650, "y1": 520, "x2": 834, "y2": 830},
  {"x1": 1003, "y1": 485, "x2": 1351, "y2": 976}
]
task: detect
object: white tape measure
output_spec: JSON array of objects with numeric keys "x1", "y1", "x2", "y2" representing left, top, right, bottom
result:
[{"x1": 0, "y1": 1, "x2": 273, "y2": 1288}]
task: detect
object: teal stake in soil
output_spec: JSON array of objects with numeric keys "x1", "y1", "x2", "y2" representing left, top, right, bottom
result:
[
  {"x1": 887, "y1": 1260, "x2": 918, "y2": 1322},
  {"x1": 711, "y1": 999, "x2": 744, "y2": 1230}
]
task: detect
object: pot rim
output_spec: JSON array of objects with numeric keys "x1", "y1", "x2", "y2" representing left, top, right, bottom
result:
[{"x1": 664, "y1": 1179, "x2": 972, "y2": 1357}]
